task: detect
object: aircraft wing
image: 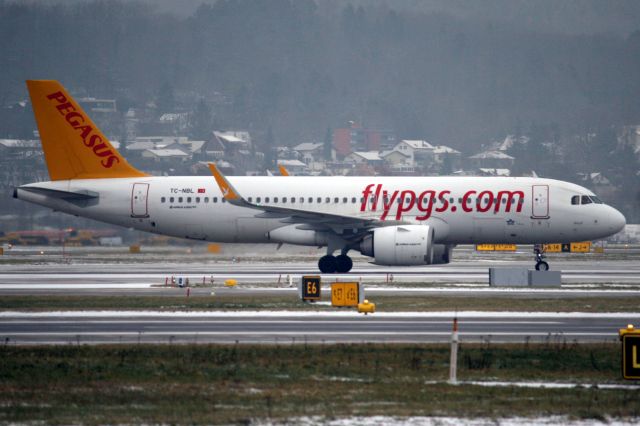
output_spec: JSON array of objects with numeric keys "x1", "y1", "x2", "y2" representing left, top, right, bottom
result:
[{"x1": 208, "y1": 163, "x2": 393, "y2": 236}]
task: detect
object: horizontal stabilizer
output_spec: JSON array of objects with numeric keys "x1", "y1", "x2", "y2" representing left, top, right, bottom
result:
[{"x1": 17, "y1": 186, "x2": 98, "y2": 200}]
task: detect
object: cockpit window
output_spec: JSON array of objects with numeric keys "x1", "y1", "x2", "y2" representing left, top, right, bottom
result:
[
  {"x1": 581, "y1": 195, "x2": 592, "y2": 205},
  {"x1": 591, "y1": 196, "x2": 604, "y2": 204},
  {"x1": 571, "y1": 195, "x2": 580, "y2": 205}
]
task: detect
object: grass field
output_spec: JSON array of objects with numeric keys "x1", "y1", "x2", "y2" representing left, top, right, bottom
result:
[
  {"x1": 1, "y1": 294, "x2": 639, "y2": 312},
  {"x1": 0, "y1": 343, "x2": 637, "y2": 424}
]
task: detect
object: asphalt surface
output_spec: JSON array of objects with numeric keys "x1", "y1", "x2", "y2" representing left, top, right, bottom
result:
[
  {"x1": 1, "y1": 312, "x2": 636, "y2": 345},
  {"x1": 1, "y1": 258, "x2": 639, "y2": 297}
]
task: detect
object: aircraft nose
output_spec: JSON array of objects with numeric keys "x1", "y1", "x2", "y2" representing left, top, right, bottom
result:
[{"x1": 608, "y1": 207, "x2": 626, "y2": 234}]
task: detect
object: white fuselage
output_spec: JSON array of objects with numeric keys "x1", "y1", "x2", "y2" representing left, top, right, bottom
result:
[{"x1": 17, "y1": 176, "x2": 626, "y2": 246}]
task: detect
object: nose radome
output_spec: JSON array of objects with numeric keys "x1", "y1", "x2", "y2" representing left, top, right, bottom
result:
[{"x1": 609, "y1": 207, "x2": 626, "y2": 234}]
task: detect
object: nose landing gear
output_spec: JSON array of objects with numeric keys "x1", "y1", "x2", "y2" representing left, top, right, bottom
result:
[{"x1": 534, "y1": 245, "x2": 549, "y2": 271}]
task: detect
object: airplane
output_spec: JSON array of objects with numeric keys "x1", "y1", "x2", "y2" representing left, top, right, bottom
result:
[{"x1": 14, "y1": 80, "x2": 626, "y2": 273}]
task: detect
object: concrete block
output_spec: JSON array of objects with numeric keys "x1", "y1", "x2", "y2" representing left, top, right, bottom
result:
[
  {"x1": 489, "y1": 267, "x2": 529, "y2": 287},
  {"x1": 528, "y1": 270, "x2": 562, "y2": 287}
]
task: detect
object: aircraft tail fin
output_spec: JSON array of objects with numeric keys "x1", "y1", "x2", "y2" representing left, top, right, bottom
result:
[{"x1": 26, "y1": 80, "x2": 148, "y2": 180}]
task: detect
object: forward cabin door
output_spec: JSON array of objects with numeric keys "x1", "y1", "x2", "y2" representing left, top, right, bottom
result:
[
  {"x1": 131, "y1": 183, "x2": 150, "y2": 218},
  {"x1": 531, "y1": 185, "x2": 549, "y2": 219}
]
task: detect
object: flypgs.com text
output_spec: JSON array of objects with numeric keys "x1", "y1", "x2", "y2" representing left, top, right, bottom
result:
[{"x1": 360, "y1": 184, "x2": 525, "y2": 221}]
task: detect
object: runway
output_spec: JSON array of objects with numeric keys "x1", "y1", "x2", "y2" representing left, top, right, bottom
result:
[
  {"x1": 1, "y1": 258, "x2": 640, "y2": 297},
  {"x1": 1, "y1": 311, "x2": 637, "y2": 345}
]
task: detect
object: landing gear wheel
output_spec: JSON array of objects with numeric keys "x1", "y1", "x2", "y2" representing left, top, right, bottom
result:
[
  {"x1": 318, "y1": 255, "x2": 337, "y2": 273},
  {"x1": 335, "y1": 254, "x2": 353, "y2": 273},
  {"x1": 535, "y1": 261, "x2": 549, "y2": 271}
]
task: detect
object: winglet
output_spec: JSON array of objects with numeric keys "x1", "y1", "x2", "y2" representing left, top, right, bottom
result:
[
  {"x1": 278, "y1": 165, "x2": 290, "y2": 176},
  {"x1": 208, "y1": 163, "x2": 241, "y2": 202}
]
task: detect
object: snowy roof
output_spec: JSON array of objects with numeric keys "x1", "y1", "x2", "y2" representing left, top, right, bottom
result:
[
  {"x1": 144, "y1": 149, "x2": 189, "y2": 157},
  {"x1": 191, "y1": 140, "x2": 206, "y2": 151},
  {"x1": 432, "y1": 145, "x2": 460, "y2": 154},
  {"x1": 469, "y1": 150, "x2": 514, "y2": 160},
  {"x1": 380, "y1": 150, "x2": 409, "y2": 158},
  {"x1": 350, "y1": 151, "x2": 382, "y2": 161},
  {"x1": 0, "y1": 139, "x2": 40, "y2": 149},
  {"x1": 293, "y1": 142, "x2": 323, "y2": 152},
  {"x1": 277, "y1": 159, "x2": 307, "y2": 167},
  {"x1": 400, "y1": 140, "x2": 434, "y2": 149},
  {"x1": 214, "y1": 131, "x2": 245, "y2": 143},
  {"x1": 127, "y1": 141, "x2": 156, "y2": 150}
]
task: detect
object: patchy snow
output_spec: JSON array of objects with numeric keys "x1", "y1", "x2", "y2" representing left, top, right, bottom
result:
[
  {"x1": 257, "y1": 415, "x2": 640, "y2": 425},
  {"x1": 452, "y1": 381, "x2": 640, "y2": 391}
]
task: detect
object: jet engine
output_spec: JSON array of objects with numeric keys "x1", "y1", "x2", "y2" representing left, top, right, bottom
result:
[{"x1": 359, "y1": 225, "x2": 434, "y2": 266}]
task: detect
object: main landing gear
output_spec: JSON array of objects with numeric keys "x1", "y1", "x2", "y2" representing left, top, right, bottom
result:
[
  {"x1": 318, "y1": 253, "x2": 353, "y2": 273},
  {"x1": 534, "y1": 245, "x2": 550, "y2": 271}
]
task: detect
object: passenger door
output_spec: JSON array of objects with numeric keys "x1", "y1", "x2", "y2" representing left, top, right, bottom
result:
[
  {"x1": 131, "y1": 183, "x2": 150, "y2": 218},
  {"x1": 531, "y1": 185, "x2": 549, "y2": 219}
]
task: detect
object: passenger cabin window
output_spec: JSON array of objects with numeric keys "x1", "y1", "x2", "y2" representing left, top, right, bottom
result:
[
  {"x1": 170, "y1": 197, "x2": 175, "y2": 203},
  {"x1": 317, "y1": 197, "x2": 322, "y2": 203},
  {"x1": 205, "y1": 197, "x2": 209, "y2": 203},
  {"x1": 581, "y1": 195, "x2": 592, "y2": 205},
  {"x1": 161, "y1": 197, "x2": 166, "y2": 203}
]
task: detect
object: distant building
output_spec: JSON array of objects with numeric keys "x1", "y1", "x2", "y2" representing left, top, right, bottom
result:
[
  {"x1": 344, "y1": 151, "x2": 383, "y2": 166},
  {"x1": 292, "y1": 142, "x2": 324, "y2": 164},
  {"x1": 393, "y1": 140, "x2": 434, "y2": 166},
  {"x1": 0, "y1": 139, "x2": 41, "y2": 159},
  {"x1": 333, "y1": 124, "x2": 395, "y2": 157},
  {"x1": 141, "y1": 149, "x2": 189, "y2": 162},
  {"x1": 277, "y1": 159, "x2": 309, "y2": 175},
  {"x1": 77, "y1": 98, "x2": 117, "y2": 113},
  {"x1": 468, "y1": 150, "x2": 514, "y2": 169},
  {"x1": 380, "y1": 150, "x2": 411, "y2": 166}
]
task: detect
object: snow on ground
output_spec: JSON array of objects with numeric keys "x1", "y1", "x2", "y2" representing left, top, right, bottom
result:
[
  {"x1": 258, "y1": 416, "x2": 640, "y2": 425},
  {"x1": 447, "y1": 381, "x2": 640, "y2": 391}
]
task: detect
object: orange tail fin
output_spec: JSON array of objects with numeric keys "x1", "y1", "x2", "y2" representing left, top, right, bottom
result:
[{"x1": 26, "y1": 80, "x2": 148, "y2": 180}]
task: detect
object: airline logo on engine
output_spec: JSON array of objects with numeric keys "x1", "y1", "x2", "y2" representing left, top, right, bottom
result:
[
  {"x1": 360, "y1": 184, "x2": 524, "y2": 221},
  {"x1": 46, "y1": 91, "x2": 120, "y2": 168}
]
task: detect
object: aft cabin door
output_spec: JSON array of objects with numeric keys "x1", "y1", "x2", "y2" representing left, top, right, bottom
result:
[
  {"x1": 531, "y1": 185, "x2": 549, "y2": 219},
  {"x1": 131, "y1": 183, "x2": 150, "y2": 218}
]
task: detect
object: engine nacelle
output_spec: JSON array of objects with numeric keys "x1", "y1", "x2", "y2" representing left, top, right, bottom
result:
[
  {"x1": 359, "y1": 225, "x2": 434, "y2": 266},
  {"x1": 431, "y1": 244, "x2": 454, "y2": 264}
]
